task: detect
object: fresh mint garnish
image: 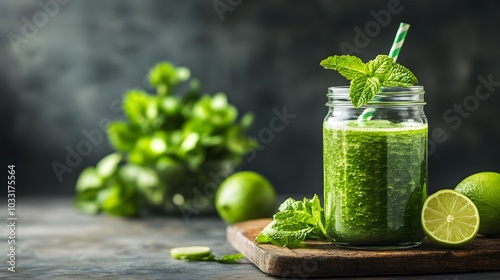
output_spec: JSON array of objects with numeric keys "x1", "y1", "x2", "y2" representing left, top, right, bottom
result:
[
  {"x1": 320, "y1": 54, "x2": 418, "y2": 108},
  {"x1": 255, "y1": 194, "x2": 327, "y2": 247}
]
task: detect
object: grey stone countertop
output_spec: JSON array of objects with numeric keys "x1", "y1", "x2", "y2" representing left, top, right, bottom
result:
[{"x1": 0, "y1": 198, "x2": 499, "y2": 280}]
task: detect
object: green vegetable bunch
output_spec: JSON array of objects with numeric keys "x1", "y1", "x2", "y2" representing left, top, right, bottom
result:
[{"x1": 75, "y1": 62, "x2": 257, "y2": 216}]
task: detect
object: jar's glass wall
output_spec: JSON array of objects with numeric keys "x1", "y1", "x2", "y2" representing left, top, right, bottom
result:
[{"x1": 323, "y1": 86, "x2": 428, "y2": 250}]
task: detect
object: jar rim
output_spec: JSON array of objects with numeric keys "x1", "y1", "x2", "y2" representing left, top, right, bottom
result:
[
  {"x1": 327, "y1": 85, "x2": 424, "y2": 96},
  {"x1": 326, "y1": 86, "x2": 425, "y2": 107}
]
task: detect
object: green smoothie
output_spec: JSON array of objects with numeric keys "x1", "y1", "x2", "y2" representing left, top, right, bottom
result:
[{"x1": 323, "y1": 120, "x2": 427, "y2": 248}]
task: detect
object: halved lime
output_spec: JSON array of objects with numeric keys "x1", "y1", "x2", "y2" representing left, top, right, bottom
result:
[
  {"x1": 170, "y1": 246, "x2": 211, "y2": 259},
  {"x1": 421, "y1": 189, "x2": 480, "y2": 248}
]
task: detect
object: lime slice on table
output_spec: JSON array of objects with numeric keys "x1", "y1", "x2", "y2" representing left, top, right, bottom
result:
[
  {"x1": 421, "y1": 189, "x2": 480, "y2": 248},
  {"x1": 170, "y1": 246, "x2": 211, "y2": 260}
]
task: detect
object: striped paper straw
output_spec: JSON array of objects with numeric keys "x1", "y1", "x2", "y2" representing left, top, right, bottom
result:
[
  {"x1": 357, "y1": 22, "x2": 410, "y2": 125},
  {"x1": 388, "y1": 22, "x2": 410, "y2": 62}
]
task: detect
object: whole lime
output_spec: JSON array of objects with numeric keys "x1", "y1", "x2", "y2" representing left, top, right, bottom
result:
[
  {"x1": 215, "y1": 171, "x2": 276, "y2": 224},
  {"x1": 455, "y1": 172, "x2": 500, "y2": 236}
]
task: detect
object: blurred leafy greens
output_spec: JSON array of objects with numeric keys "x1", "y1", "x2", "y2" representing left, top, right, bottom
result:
[{"x1": 75, "y1": 62, "x2": 257, "y2": 217}]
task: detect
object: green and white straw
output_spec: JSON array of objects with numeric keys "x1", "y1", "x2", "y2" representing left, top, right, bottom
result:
[
  {"x1": 388, "y1": 22, "x2": 410, "y2": 62},
  {"x1": 357, "y1": 22, "x2": 410, "y2": 124}
]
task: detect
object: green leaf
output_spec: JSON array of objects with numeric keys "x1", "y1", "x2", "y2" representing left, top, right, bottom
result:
[
  {"x1": 135, "y1": 167, "x2": 160, "y2": 190},
  {"x1": 96, "y1": 153, "x2": 122, "y2": 178},
  {"x1": 118, "y1": 164, "x2": 164, "y2": 207},
  {"x1": 382, "y1": 63, "x2": 419, "y2": 87},
  {"x1": 213, "y1": 253, "x2": 244, "y2": 264},
  {"x1": 150, "y1": 135, "x2": 168, "y2": 155},
  {"x1": 349, "y1": 76, "x2": 381, "y2": 108},
  {"x1": 320, "y1": 55, "x2": 368, "y2": 80},
  {"x1": 278, "y1": 197, "x2": 304, "y2": 211},
  {"x1": 123, "y1": 90, "x2": 153, "y2": 126},
  {"x1": 367, "y1": 55, "x2": 394, "y2": 83},
  {"x1": 107, "y1": 121, "x2": 139, "y2": 152},
  {"x1": 149, "y1": 62, "x2": 190, "y2": 96},
  {"x1": 192, "y1": 95, "x2": 212, "y2": 119},
  {"x1": 98, "y1": 182, "x2": 139, "y2": 217},
  {"x1": 155, "y1": 156, "x2": 180, "y2": 171},
  {"x1": 255, "y1": 220, "x2": 314, "y2": 247},
  {"x1": 199, "y1": 135, "x2": 224, "y2": 147},
  {"x1": 76, "y1": 167, "x2": 103, "y2": 192},
  {"x1": 183, "y1": 119, "x2": 213, "y2": 139},
  {"x1": 185, "y1": 149, "x2": 205, "y2": 170},
  {"x1": 273, "y1": 210, "x2": 313, "y2": 225},
  {"x1": 75, "y1": 167, "x2": 103, "y2": 215},
  {"x1": 180, "y1": 132, "x2": 200, "y2": 153},
  {"x1": 307, "y1": 194, "x2": 327, "y2": 237},
  {"x1": 240, "y1": 113, "x2": 254, "y2": 130},
  {"x1": 174, "y1": 252, "x2": 243, "y2": 264},
  {"x1": 193, "y1": 93, "x2": 238, "y2": 127},
  {"x1": 254, "y1": 232, "x2": 270, "y2": 243},
  {"x1": 225, "y1": 126, "x2": 258, "y2": 155},
  {"x1": 160, "y1": 96, "x2": 181, "y2": 115},
  {"x1": 132, "y1": 167, "x2": 163, "y2": 206},
  {"x1": 128, "y1": 135, "x2": 168, "y2": 165}
]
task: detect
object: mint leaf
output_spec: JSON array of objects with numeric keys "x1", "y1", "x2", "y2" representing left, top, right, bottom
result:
[
  {"x1": 350, "y1": 76, "x2": 381, "y2": 108},
  {"x1": 274, "y1": 209, "x2": 314, "y2": 226},
  {"x1": 174, "y1": 252, "x2": 243, "y2": 264},
  {"x1": 213, "y1": 253, "x2": 244, "y2": 264},
  {"x1": 320, "y1": 55, "x2": 368, "y2": 80},
  {"x1": 278, "y1": 197, "x2": 305, "y2": 212},
  {"x1": 382, "y1": 63, "x2": 418, "y2": 87},
  {"x1": 307, "y1": 195, "x2": 327, "y2": 238},
  {"x1": 367, "y1": 55, "x2": 394, "y2": 83},
  {"x1": 255, "y1": 220, "x2": 314, "y2": 247},
  {"x1": 255, "y1": 194, "x2": 327, "y2": 247}
]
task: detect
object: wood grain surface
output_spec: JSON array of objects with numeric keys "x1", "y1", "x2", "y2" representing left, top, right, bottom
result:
[{"x1": 227, "y1": 218, "x2": 500, "y2": 278}]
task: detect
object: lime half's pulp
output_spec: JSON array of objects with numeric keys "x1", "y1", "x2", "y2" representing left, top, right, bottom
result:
[{"x1": 421, "y1": 189, "x2": 480, "y2": 248}]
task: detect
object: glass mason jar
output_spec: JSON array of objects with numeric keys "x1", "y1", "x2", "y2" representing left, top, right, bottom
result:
[{"x1": 323, "y1": 86, "x2": 428, "y2": 250}]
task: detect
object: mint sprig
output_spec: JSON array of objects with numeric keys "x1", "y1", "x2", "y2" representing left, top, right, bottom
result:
[
  {"x1": 255, "y1": 194, "x2": 327, "y2": 247},
  {"x1": 320, "y1": 55, "x2": 418, "y2": 108}
]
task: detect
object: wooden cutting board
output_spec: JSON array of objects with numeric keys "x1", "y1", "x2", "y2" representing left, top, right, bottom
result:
[{"x1": 227, "y1": 218, "x2": 500, "y2": 278}]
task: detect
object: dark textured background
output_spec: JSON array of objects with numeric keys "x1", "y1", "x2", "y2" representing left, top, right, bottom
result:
[{"x1": 1, "y1": 0, "x2": 499, "y2": 196}]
